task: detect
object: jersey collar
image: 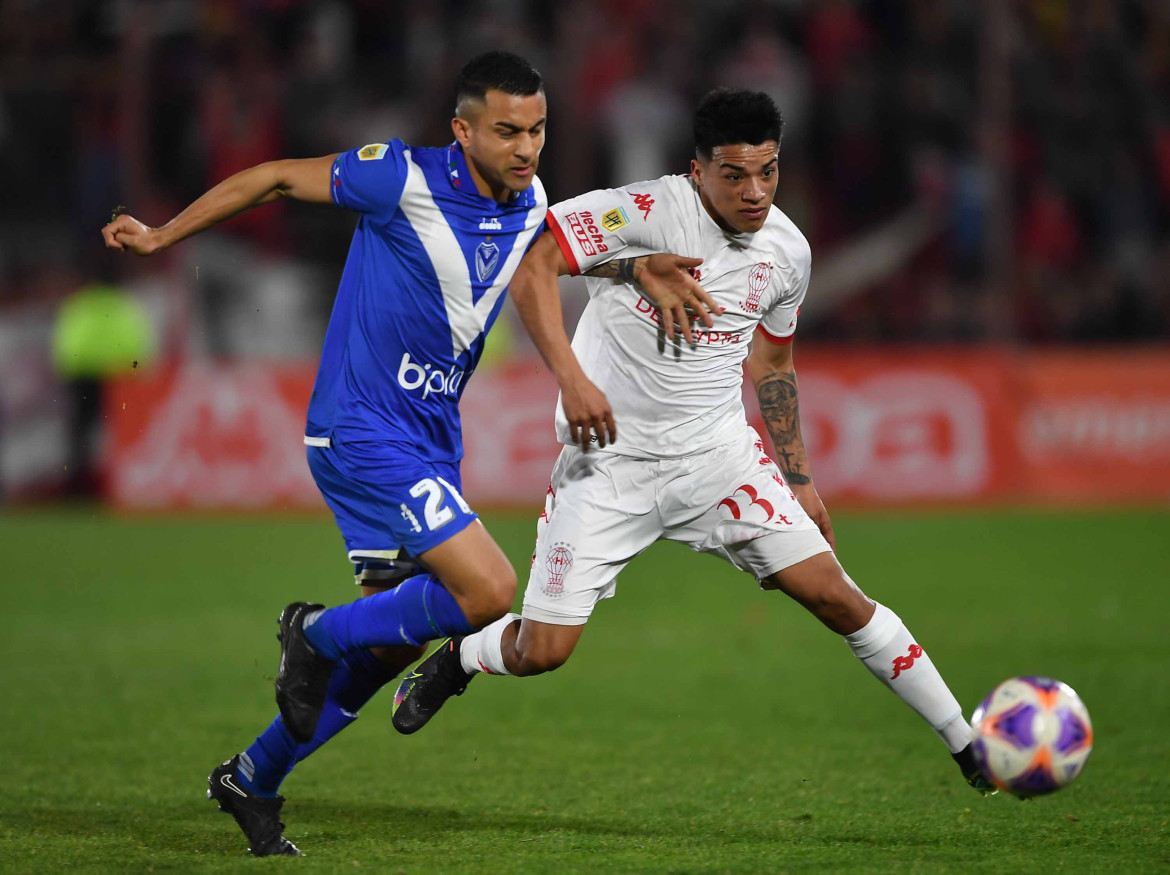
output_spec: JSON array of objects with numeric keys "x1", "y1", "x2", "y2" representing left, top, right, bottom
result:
[{"x1": 446, "y1": 142, "x2": 535, "y2": 209}]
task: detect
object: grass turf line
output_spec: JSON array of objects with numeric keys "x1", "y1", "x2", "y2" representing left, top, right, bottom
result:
[{"x1": 0, "y1": 508, "x2": 1167, "y2": 873}]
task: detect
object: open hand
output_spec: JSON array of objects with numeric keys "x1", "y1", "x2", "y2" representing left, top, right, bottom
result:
[{"x1": 637, "y1": 254, "x2": 722, "y2": 344}]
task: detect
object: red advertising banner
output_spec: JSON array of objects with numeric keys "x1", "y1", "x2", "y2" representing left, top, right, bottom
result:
[
  {"x1": 104, "y1": 349, "x2": 1170, "y2": 510},
  {"x1": 744, "y1": 348, "x2": 1020, "y2": 503},
  {"x1": 106, "y1": 364, "x2": 322, "y2": 510},
  {"x1": 1015, "y1": 349, "x2": 1170, "y2": 501}
]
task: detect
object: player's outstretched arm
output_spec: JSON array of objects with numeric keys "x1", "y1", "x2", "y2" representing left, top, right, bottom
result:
[
  {"x1": 512, "y1": 233, "x2": 616, "y2": 451},
  {"x1": 585, "y1": 255, "x2": 721, "y2": 344},
  {"x1": 101, "y1": 154, "x2": 339, "y2": 256},
  {"x1": 745, "y1": 336, "x2": 836, "y2": 551}
]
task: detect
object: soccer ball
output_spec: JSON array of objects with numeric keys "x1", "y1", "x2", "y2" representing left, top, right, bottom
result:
[{"x1": 970, "y1": 676, "x2": 1093, "y2": 797}]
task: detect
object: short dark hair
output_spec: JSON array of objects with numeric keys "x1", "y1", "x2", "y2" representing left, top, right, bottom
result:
[
  {"x1": 693, "y1": 88, "x2": 783, "y2": 160},
  {"x1": 455, "y1": 51, "x2": 543, "y2": 114}
]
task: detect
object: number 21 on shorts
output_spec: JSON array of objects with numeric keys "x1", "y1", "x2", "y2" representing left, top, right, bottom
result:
[{"x1": 401, "y1": 477, "x2": 472, "y2": 533}]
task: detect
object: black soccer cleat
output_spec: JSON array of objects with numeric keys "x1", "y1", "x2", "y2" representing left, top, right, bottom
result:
[
  {"x1": 953, "y1": 742, "x2": 998, "y2": 796},
  {"x1": 207, "y1": 756, "x2": 302, "y2": 856},
  {"x1": 275, "y1": 601, "x2": 336, "y2": 743},
  {"x1": 391, "y1": 637, "x2": 474, "y2": 735}
]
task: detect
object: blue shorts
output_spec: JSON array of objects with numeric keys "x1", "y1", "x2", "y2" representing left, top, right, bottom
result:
[{"x1": 307, "y1": 436, "x2": 478, "y2": 573}]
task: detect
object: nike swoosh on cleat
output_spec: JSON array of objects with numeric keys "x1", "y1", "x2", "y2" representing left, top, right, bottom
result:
[{"x1": 220, "y1": 774, "x2": 248, "y2": 798}]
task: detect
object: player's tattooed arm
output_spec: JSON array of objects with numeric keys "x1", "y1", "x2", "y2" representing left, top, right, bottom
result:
[
  {"x1": 583, "y1": 254, "x2": 718, "y2": 344},
  {"x1": 746, "y1": 334, "x2": 835, "y2": 549},
  {"x1": 756, "y1": 370, "x2": 812, "y2": 485},
  {"x1": 584, "y1": 257, "x2": 640, "y2": 282}
]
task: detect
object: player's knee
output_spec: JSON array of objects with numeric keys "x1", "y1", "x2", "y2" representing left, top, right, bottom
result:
[
  {"x1": 460, "y1": 567, "x2": 517, "y2": 627},
  {"x1": 513, "y1": 642, "x2": 571, "y2": 677},
  {"x1": 812, "y1": 585, "x2": 873, "y2": 635}
]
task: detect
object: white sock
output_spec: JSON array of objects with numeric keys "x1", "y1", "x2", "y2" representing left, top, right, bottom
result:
[
  {"x1": 845, "y1": 603, "x2": 972, "y2": 754},
  {"x1": 459, "y1": 613, "x2": 519, "y2": 676}
]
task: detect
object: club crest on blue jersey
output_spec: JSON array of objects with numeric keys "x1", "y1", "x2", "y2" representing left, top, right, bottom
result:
[{"x1": 475, "y1": 240, "x2": 501, "y2": 282}]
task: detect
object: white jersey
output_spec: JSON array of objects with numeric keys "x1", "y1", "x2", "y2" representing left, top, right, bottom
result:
[{"x1": 546, "y1": 174, "x2": 811, "y2": 459}]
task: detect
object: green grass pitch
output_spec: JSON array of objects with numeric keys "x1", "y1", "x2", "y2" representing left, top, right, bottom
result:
[{"x1": 1, "y1": 508, "x2": 1167, "y2": 873}]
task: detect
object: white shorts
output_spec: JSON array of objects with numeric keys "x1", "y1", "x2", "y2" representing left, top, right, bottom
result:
[{"x1": 522, "y1": 425, "x2": 832, "y2": 626}]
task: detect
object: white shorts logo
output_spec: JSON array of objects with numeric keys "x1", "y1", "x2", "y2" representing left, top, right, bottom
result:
[{"x1": 543, "y1": 541, "x2": 574, "y2": 598}]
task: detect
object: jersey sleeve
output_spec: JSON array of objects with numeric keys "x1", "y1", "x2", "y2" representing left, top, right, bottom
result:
[
  {"x1": 545, "y1": 182, "x2": 672, "y2": 276},
  {"x1": 330, "y1": 139, "x2": 409, "y2": 217},
  {"x1": 757, "y1": 235, "x2": 812, "y2": 345}
]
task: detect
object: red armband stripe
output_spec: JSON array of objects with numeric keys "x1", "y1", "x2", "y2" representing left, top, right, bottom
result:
[
  {"x1": 545, "y1": 210, "x2": 581, "y2": 276},
  {"x1": 756, "y1": 324, "x2": 795, "y2": 345}
]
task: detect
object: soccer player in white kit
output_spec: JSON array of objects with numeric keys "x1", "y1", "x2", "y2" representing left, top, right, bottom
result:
[{"x1": 393, "y1": 89, "x2": 993, "y2": 794}]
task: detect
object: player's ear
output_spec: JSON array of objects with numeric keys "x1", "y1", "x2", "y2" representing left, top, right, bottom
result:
[
  {"x1": 690, "y1": 157, "x2": 704, "y2": 184},
  {"x1": 451, "y1": 115, "x2": 472, "y2": 148}
]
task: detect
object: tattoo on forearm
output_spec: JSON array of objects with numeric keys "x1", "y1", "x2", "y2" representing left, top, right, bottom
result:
[
  {"x1": 757, "y1": 370, "x2": 812, "y2": 485},
  {"x1": 584, "y1": 257, "x2": 638, "y2": 282}
]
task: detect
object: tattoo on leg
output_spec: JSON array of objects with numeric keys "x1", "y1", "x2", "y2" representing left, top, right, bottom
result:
[{"x1": 757, "y1": 371, "x2": 812, "y2": 485}]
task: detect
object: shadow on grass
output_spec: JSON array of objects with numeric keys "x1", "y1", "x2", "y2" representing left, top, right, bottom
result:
[{"x1": 1, "y1": 794, "x2": 959, "y2": 864}]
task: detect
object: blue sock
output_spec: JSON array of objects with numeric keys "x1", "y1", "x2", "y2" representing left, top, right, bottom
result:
[
  {"x1": 237, "y1": 648, "x2": 400, "y2": 796},
  {"x1": 303, "y1": 573, "x2": 476, "y2": 657}
]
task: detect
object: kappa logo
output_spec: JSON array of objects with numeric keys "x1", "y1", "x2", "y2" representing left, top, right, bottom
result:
[
  {"x1": 543, "y1": 541, "x2": 574, "y2": 598},
  {"x1": 631, "y1": 192, "x2": 654, "y2": 221},
  {"x1": 601, "y1": 206, "x2": 629, "y2": 232},
  {"x1": 475, "y1": 240, "x2": 500, "y2": 282},
  {"x1": 479, "y1": 216, "x2": 503, "y2": 231},
  {"x1": 741, "y1": 262, "x2": 772, "y2": 313},
  {"x1": 357, "y1": 143, "x2": 388, "y2": 161},
  {"x1": 890, "y1": 643, "x2": 924, "y2": 680}
]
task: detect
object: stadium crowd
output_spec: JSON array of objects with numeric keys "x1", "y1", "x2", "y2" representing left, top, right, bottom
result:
[{"x1": 2, "y1": 0, "x2": 1169, "y2": 345}]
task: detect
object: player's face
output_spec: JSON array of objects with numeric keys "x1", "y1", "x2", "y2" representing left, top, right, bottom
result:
[
  {"x1": 691, "y1": 142, "x2": 780, "y2": 234},
  {"x1": 453, "y1": 89, "x2": 547, "y2": 201}
]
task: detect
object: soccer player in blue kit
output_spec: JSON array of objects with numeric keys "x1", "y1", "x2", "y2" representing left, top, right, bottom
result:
[{"x1": 103, "y1": 52, "x2": 714, "y2": 856}]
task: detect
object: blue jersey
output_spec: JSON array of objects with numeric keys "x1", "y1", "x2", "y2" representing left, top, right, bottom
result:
[{"x1": 305, "y1": 140, "x2": 548, "y2": 462}]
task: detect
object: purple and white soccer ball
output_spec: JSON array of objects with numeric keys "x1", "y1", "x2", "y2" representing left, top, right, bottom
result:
[{"x1": 970, "y1": 676, "x2": 1093, "y2": 797}]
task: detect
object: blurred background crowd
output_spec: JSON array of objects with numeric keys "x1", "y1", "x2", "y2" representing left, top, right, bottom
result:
[{"x1": 2, "y1": 0, "x2": 1169, "y2": 500}]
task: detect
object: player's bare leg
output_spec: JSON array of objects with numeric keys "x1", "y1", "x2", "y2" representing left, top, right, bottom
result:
[
  {"x1": 392, "y1": 618, "x2": 585, "y2": 734},
  {"x1": 501, "y1": 618, "x2": 584, "y2": 675},
  {"x1": 763, "y1": 551, "x2": 994, "y2": 794},
  {"x1": 415, "y1": 521, "x2": 517, "y2": 627},
  {"x1": 760, "y1": 550, "x2": 874, "y2": 633}
]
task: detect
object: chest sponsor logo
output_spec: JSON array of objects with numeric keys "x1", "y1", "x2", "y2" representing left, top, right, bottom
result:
[
  {"x1": 630, "y1": 192, "x2": 654, "y2": 221},
  {"x1": 601, "y1": 206, "x2": 629, "y2": 233},
  {"x1": 565, "y1": 211, "x2": 608, "y2": 256},
  {"x1": 479, "y1": 216, "x2": 503, "y2": 231},
  {"x1": 475, "y1": 240, "x2": 500, "y2": 282},
  {"x1": 397, "y1": 352, "x2": 466, "y2": 400},
  {"x1": 634, "y1": 296, "x2": 742, "y2": 346},
  {"x1": 741, "y1": 262, "x2": 772, "y2": 313},
  {"x1": 357, "y1": 143, "x2": 388, "y2": 161}
]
